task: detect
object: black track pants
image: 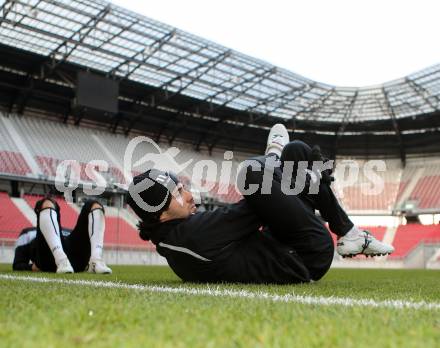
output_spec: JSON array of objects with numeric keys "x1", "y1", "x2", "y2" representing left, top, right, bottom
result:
[{"x1": 240, "y1": 140, "x2": 354, "y2": 280}]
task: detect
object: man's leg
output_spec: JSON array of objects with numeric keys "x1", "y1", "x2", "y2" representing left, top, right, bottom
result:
[
  {"x1": 239, "y1": 158, "x2": 334, "y2": 280},
  {"x1": 65, "y1": 200, "x2": 111, "y2": 273},
  {"x1": 280, "y1": 140, "x2": 394, "y2": 257},
  {"x1": 280, "y1": 140, "x2": 354, "y2": 236},
  {"x1": 34, "y1": 198, "x2": 73, "y2": 273}
]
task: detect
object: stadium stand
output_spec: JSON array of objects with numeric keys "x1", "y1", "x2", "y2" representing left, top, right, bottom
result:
[
  {"x1": 4, "y1": 113, "x2": 440, "y2": 210},
  {"x1": 0, "y1": 151, "x2": 31, "y2": 176},
  {"x1": 0, "y1": 113, "x2": 245, "y2": 202},
  {"x1": 0, "y1": 192, "x2": 32, "y2": 240},
  {"x1": 334, "y1": 159, "x2": 403, "y2": 213},
  {"x1": 408, "y1": 165, "x2": 440, "y2": 209},
  {"x1": 389, "y1": 224, "x2": 440, "y2": 259},
  {"x1": 0, "y1": 116, "x2": 32, "y2": 176},
  {"x1": 1, "y1": 114, "x2": 440, "y2": 261}
]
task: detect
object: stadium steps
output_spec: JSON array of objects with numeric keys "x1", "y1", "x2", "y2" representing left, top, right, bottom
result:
[
  {"x1": 91, "y1": 134, "x2": 128, "y2": 185},
  {"x1": 10, "y1": 197, "x2": 37, "y2": 226},
  {"x1": 0, "y1": 192, "x2": 33, "y2": 240},
  {"x1": 0, "y1": 116, "x2": 33, "y2": 176},
  {"x1": 410, "y1": 176, "x2": 439, "y2": 209},
  {"x1": 0, "y1": 151, "x2": 32, "y2": 176},
  {"x1": 0, "y1": 115, "x2": 41, "y2": 176},
  {"x1": 426, "y1": 247, "x2": 440, "y2": 269},
  {"x1": 395, "y1": 167, "x2": 425, "y2": 208}
]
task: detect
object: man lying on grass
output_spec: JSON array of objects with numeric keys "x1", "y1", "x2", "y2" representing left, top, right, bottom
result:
[{"x1": 127, "y1": 124, "x2": 394, "y2": 284}]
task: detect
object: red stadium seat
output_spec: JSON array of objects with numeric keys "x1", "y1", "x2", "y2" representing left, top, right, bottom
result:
[
  {"x1": 104, "y1": 217, "x2": 153, "y2": 249},
  {"x1": 0, "y1": 192, "x2": 33, "y2": 240},
  {"x1": 390, "y1": 224, "x2": 440, "y2": 259},
  {"x1": 0, "y1": 151, "x2": 32, "y2": 176},
  {"x1": 410, "y1": 176, "x2": 440, "y2": 209}
]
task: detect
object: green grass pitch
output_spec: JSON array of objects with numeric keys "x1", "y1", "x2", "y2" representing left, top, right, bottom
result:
[{"x1": 0, "y1": 264, "x2": 439, "y2": 348}]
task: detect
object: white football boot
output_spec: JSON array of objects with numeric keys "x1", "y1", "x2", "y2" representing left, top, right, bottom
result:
[
  {"x1": 56, "y1": 258, "x2": 74, "y2": 274},
  {"x1": 337, "y1": 229, "x2": 394, "y2": 258},
  {"x1": 87, "y1": 259, "x2": 112, "y2": 274},
  {"x1": 265, "y1": 123, "x2": 290, "y2": 156}
]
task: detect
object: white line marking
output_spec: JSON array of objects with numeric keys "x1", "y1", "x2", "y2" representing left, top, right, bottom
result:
[{"x1": 1, "y1": 274, "x2": 439, "y2": 311}]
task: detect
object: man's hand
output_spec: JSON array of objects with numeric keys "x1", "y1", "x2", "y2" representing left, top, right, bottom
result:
[{"x1": 31, "y1": 263, "x2": 40, "y2": 272}]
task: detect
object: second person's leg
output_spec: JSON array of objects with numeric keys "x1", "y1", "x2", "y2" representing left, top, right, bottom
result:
[
  {"x1": 33, "y1": 197, "x2": 73, "y2": 273},
  {"x1": 64, "y1": 199, "x2": 111, "y2": 273}
]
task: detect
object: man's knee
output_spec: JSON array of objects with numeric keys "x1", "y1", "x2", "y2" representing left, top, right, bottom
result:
[
  {"x1": 41, "y1": 199, "x2": 55, "y2": 210},
  {"x1": 91, "y1": 202, "x2": 104, "y2": 211},
  {"x1": 35, "y1": 197, "x2": 58, "y2": 214},
  {"x1": 82, "y1": 199, "x2": 104, "y2": 214},
  {"x1": 281, "y1": 140, "x2": 312, "y2": 163}
]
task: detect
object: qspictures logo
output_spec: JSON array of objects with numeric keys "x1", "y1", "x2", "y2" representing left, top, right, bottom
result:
[{"x1": 54, "y1": 136, "x2": 386, "y2": 212}]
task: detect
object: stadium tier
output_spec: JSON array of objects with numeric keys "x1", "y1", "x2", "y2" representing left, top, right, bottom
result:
[
  {"x1": 3, "y1": 113, "x2": 440, "y2": 209},
  {"x1": 389, "y1": 224, "x2": 440, "y2": 259},
  {"x1": 0, "y1": 113, "x2": 244, "y2": 203},
  {"x1": 338, "y1": 182, "x2": 401, "y2": 212},
  {"x1": 0, "y1": 151, "x2": 31, "y2": 176},
  {"x1": 408, "y1": 165, "x2": 440, "y2": 209}
]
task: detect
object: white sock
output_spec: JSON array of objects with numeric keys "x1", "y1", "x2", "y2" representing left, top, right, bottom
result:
[
  {"x1": 88, "y1": 209, "x2": 105, "y2": 260},
  {"x1": 39, "y1": 208, "x2": 68, "y2": 265},
  {"x1": 266, "y1": 145, "x2": 282, "y2": 158},
  {"x1": 345, "y1": 225, "x2": 362, "y2": 238}
]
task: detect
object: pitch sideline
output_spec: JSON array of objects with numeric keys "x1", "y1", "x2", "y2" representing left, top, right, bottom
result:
[{"x1": 1, "y1": 274, "x2": 439, "y2": 311}]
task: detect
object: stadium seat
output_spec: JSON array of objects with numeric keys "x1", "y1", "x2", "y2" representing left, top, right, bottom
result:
[
  {"x1": 104, "y1": 217, "x2": 153, "y2": 249},
  {"x1": 4, "y1": 113, "x2": 440, "y2": 212},
  {"x1": 0, "y1": 192, "x2": 33, "y2": 240},
  {"x1": 0, "y1": 151, "x2": 32, "y2": 176},
  {"x1": 390, "y1": 224, "x2": 440, "y2": 259},
  {"x1": 410, "y1": 175, "x2": 440, "y2": 209}
]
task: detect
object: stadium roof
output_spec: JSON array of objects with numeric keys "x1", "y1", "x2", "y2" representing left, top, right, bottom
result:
[{"x1": 1, "y1": 0, "x2": 440, "y2": 123}]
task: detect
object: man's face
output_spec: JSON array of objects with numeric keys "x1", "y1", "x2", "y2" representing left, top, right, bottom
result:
[{"x1": 162, "y1": 182, "x2": 196, "y2": 221}]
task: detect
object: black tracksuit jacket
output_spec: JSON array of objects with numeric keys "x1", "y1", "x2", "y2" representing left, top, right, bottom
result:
[{"x1": 149, "y1": 200, "x2": 310, "y2": 284}]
